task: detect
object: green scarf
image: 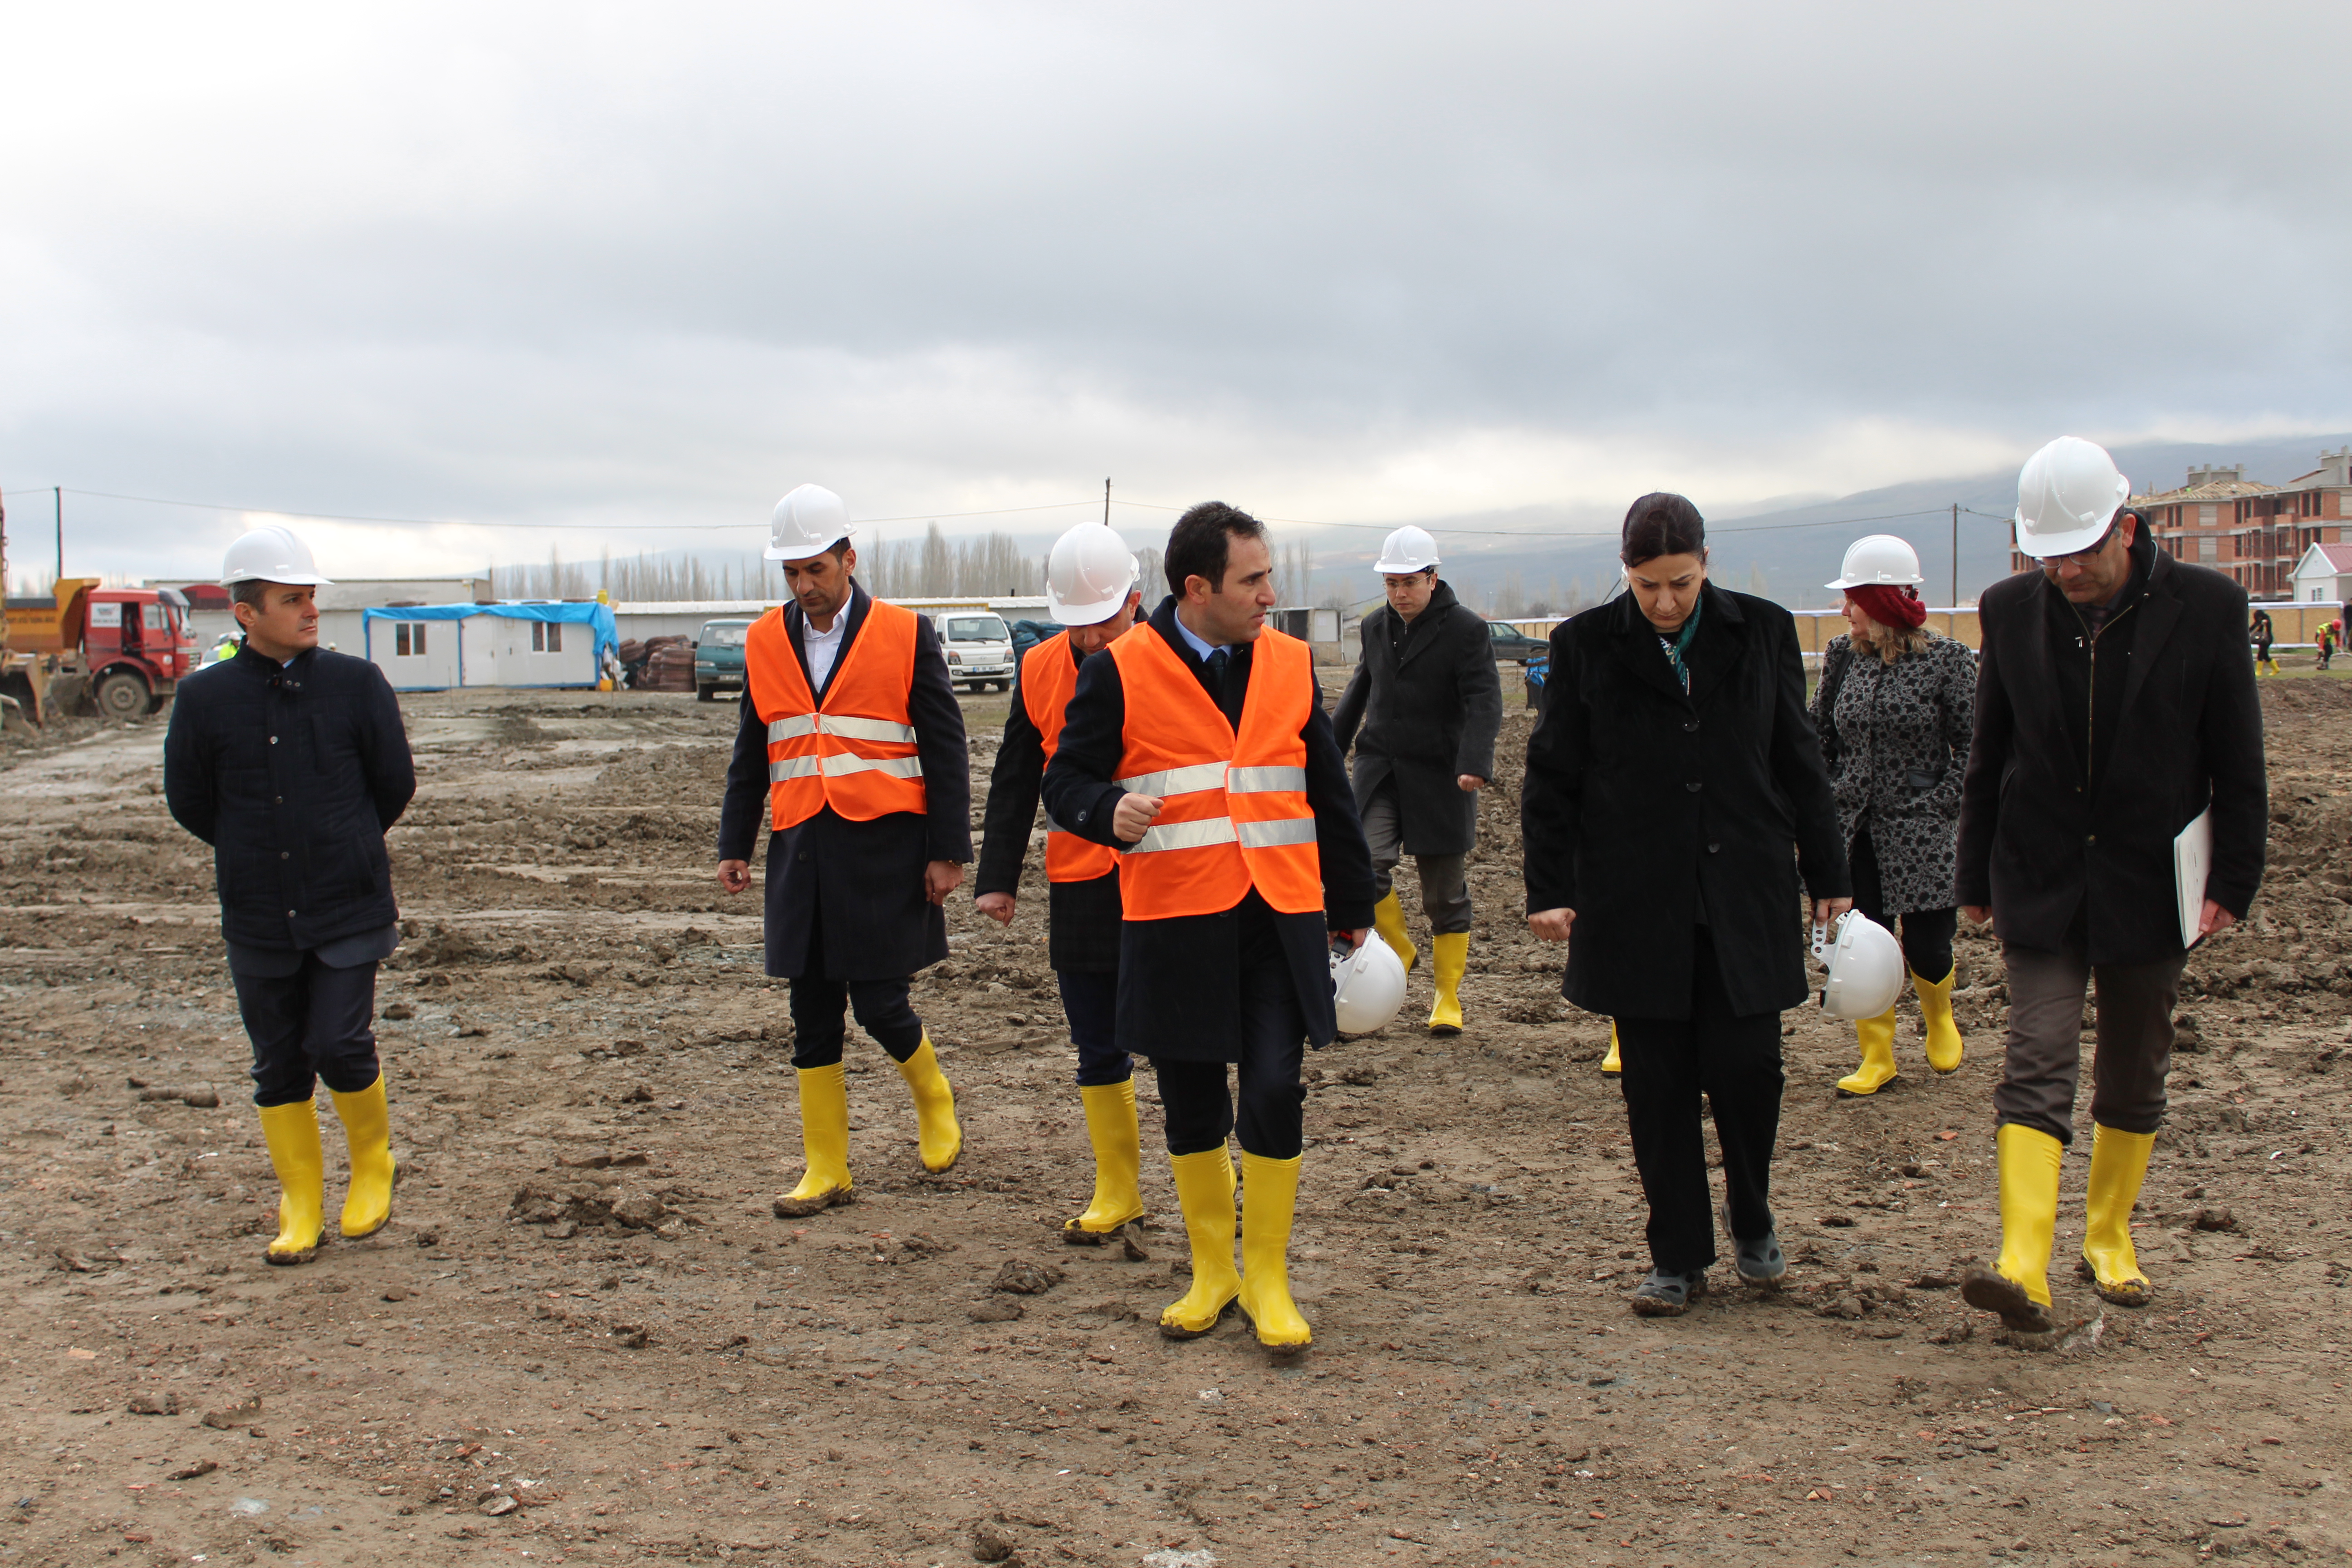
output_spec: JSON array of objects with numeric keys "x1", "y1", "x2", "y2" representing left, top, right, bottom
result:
[{"x1": 1657, "y1": 595, "x2": 1702, "y2": 693}]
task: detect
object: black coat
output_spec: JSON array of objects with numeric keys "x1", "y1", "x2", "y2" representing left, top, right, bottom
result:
[
  {"x1": 1956, "y1": 544, "x2": 2265, "y2": 963},
  {"x1": 1040, "y1": 598, "x2": 1378, "y2": 1059},
  {"x1": 717, "y1": 584, "x2": 972, "y2": 980},
  {"x1": 1522, "y1": 584, "x2": 1847, "y2": 1021},
  {"x1": 975, "y1": 635, "x2": 1122, "y2": 974},
  {"x1": 163, "y1": 644, "x2": 416, "y2": 951},
  {"x1": 1331, "y1": 580, "x2": 1503, "y2": 856}
]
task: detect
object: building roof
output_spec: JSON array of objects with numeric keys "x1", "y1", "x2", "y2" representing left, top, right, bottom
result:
[
  {"x1": 2296, "y1": 541, "x2": 2352, "y2": 575},
  {"x1": 2133, "y1": 478, "x2": 2276, "y2": 507}
]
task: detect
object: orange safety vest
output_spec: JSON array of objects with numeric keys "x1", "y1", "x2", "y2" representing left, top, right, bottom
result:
[
  {"x1": 1022, "y1": 632, "x2": 1122, "y2": 883},
  {"x1": 1107, "y1": 625, "x2": 1321, "y2": 918},
  {"x1": 743, "y1": 599, "x2": 929, "y2": 830}
]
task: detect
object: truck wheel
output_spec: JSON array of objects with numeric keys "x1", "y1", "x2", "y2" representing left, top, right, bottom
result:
[
  {"x1": 696, "y1": 683, "x2": 715, "y2": 702},
  {"x1": 96, "y1": 672, "x2": 151, "y2": 720}
]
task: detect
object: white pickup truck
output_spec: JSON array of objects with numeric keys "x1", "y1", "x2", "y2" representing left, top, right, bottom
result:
[{"x1": 932, "y1": 610, "x2": 1015, "y2": 693}]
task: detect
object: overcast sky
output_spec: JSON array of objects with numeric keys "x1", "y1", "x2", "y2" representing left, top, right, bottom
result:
[{"x1": 5, "y1": 2, "x2": 2348, "y2": 585}]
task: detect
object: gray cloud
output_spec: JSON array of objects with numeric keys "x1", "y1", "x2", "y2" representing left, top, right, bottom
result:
[{"x1": 3, "y1": 1, "x2": 2347, "y2": 583}]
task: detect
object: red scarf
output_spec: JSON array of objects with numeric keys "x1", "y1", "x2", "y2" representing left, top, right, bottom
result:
[{"x1": 1847, "y1": 582, "x2": 1926, "y2": 630}]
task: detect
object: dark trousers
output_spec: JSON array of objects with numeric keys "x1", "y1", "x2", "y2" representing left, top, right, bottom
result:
[
  {"x1": 1614, "y1": 927, "x2": 1784, "y2": 1274},
  {"x1": 1153, "y1": 935, "x2": 1308, "y2": 1161},
  {"x1": 1361, "y1": 780, "x2": 1472, "y2": 934},
  {"x1": 1849, "y1": 828, "x2": 1956, "y2": 983},
  {"x1": 231, "y1": 957, "x2": 382, "y2": 1109},
  {"x1": 1995, "y1": 937, "x2": 2184, "y2": 1145},
  {"x1": 1056, "y1": 969, "x2": 1131, "y2": 1087},
  {"x1": 785, "y1": 902, "x2": 924, "y2": 1069}
]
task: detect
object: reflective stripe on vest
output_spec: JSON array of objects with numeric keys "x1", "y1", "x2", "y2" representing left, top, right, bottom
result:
[
  {"x1": 744, "y1": 598, "x2": 929, "y2": 828},
  {"x1": 1106, "y1": 625, "x2": 1321, "y2": 917},
  {"x1": 1021, "y1": 632, "x2": 1122, "y2": 883}
]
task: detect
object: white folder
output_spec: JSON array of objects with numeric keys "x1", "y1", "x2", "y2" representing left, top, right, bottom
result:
[{"x1": 2174, "y1": 807, "x2": 2213, "y2": 950}]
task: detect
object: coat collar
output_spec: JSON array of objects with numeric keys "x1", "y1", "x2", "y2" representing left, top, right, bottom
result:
[
  {"x1": 1606, "y1": 579, "x2": 1743, "y2": 705},
  {"x1": 785, "y1": 579, "x2": 871, "y2": 701},
  {"x1": 1386, "y1": 579, "x2": 1460, "y2": 671}
]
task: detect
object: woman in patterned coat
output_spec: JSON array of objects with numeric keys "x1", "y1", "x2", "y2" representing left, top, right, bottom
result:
[{"x1": 1811, "y1": 536, "x2": 1979, "y2": 1097}]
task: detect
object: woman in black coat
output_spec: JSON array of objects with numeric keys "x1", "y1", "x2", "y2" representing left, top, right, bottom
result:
[{"x1": 1523, "y1": 494, "x2": 1850, "y2": 1315}]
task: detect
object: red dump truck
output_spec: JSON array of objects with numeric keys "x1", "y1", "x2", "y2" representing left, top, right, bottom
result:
[{"x1": 3, "y1": 577, "x2": 198, "y2": 718}]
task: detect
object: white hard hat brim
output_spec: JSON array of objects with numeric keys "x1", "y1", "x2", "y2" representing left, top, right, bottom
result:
[
  {"x1": 764, "y1": 537, "x2": 850, "y2": 564},
  {"x1": 1373, "y1": 555, "x2": 1439, "y2": 574},
  {"x1": 2012, "y1": 514, "x2": 2114, "y2": 560},
  {"x1": 219, "y1": 568, "x2": 335, "y2": 588},
  {"x1": 1823, "y1": 572, "x2": 1925, "y2": 590},
  {"x1": 1049, "y1": 589, "x2": 1132, "y2": 627}
]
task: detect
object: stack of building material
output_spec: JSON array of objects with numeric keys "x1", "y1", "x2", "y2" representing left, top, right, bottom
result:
[{"x1": 636, "y1": 635, "x2": 696, "y2": 692}]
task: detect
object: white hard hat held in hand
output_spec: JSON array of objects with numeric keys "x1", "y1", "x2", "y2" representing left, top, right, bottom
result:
[
  {"x1": 1813, "y1": 910, "x2": 1905, "y2": 1020},
  {"x1": 220, "y1": 524, "x2": 334, "y2": 588},
  {"x1": 1373, "y1": 526, "x2": 1441, "y2": 575},
  {"x1": 2014, "y1": 436, "x2": 2130, "y2": 560},
  {"x1": 1825, "y1": 534, "x2": 1925, "y2": 590},
  {"x1": 1046, "y1": 522, "x2": 1140, "y2": 626},
  {"x1": 765, "y1": 484, "x2": 853, "y2": 563},
  {"x1": 1332, "y1": 935, "x2": 1408, "y2": 1034}
]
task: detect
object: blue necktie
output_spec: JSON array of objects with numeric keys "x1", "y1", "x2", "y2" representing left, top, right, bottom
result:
[{"x1": 1204, "y1": 646, "x2": 1229, "y2": 698}]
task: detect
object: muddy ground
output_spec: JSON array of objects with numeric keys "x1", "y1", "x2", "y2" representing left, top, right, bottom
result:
[{"x1": 3, "y1": 665, "x2": 2350, "y2": 1568}]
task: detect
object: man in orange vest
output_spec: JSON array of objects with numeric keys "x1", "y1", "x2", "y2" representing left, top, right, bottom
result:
[
  {"x1": 1043, "y1": 502, "x2": 1377, "y2": 1356},
  {"x1": 975, "y1": 522, "x2": 1148, "y2": 1240},
  {"x1": 717, "y1": 484, "x2": 973, "y2": 1217}
]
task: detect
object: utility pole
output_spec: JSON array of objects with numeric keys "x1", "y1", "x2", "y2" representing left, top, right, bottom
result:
[
  {"x1": 1103, "y1": 477, "x2": 1111, "y2": 526},
  {"x1": 54, "y1": 487, "x2": 63, "y2": 586},
  {"x1": 1950, "y1": 501, "x2": 1959, "y2": 623}
]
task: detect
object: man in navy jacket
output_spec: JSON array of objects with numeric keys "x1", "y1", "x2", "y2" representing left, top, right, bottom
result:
[{"x1": 164, "y1": 526, "x2": 414, "y2": 1266}]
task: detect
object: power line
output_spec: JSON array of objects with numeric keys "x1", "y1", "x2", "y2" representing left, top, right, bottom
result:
[{"x1": 0, "y1": 485, "x2": 1102, "y2": 531}]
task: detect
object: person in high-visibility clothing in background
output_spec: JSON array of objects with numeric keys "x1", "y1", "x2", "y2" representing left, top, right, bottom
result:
[
  {"x1": 1332, "y1": 526, "x2": 1501, "y2": 1035},
  {"x1": 1043, "y1": 502, "x2": 1377, "y2": 1356},
  {"x1": 975, "y1": 522, "x2": 1149, "y2": 1239},
  {"x1": 717, "y1": 484, "x2": 973, "y2": 1217},
  {"x1": 1957, "y1": 438, "x2": 2265, "y2": 1333}
]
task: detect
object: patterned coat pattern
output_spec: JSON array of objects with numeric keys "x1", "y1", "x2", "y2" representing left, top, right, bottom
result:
[{"x1": 1810, "y1": 631, "x2": 1978, "y2": 916}]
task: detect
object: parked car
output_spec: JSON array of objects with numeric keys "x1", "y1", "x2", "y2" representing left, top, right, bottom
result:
[
  {"x1": 693, "y1": 617, "x2": 755, "y2": 701},
  {"x1": 933, "y1": 610, "x2": 1015, "y2": 693},
  {"x1": 1486, "y1": 621, "x2": 1549, "y2": 665}
]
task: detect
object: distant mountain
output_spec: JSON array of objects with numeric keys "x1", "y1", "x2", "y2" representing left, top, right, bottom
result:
[{"x1": 1303, "y1": 432, "x2": 2352, "y2": 615}]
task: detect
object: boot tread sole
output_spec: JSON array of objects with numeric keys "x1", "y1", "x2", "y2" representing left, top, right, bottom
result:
[
  {"x1": 1960, "y1": 1266, "x2": 2056, "y2": 1333},
  {"x1": 2075, "y1": 1254, "x2": 2151, "y2": 1306},
  {"x1": 772, "y1": 1185, "x2": 855, "y2": 1218},
  {"x1": 265, "y1": 1234, "x2": 324, "y2": 1267}
]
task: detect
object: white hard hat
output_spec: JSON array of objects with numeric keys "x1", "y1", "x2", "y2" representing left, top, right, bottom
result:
[
  {"x1": 1373, "y1": 526, "x2": 1441, "y2": 575},
  {"x1": 1331, "y1": 936, "x2": 1408, "y2": 1034},
  {"x1": 1046, "y1": 522, "x2": 1140, "y2": 626},
  {"x1": 1825, "y1": 534, "x2": 1924, "y2": 591},
  {"x1": 765, "y1": 483, "x2": 854, "y2": 563},
  {"x1": 2014, "y1": 436, "x2": 2130, "y2": 559},
  {"x1": 220, "y1": 524, "x2": 333, "y2": 588},
  {"x1": 1813, "y1": 910, "x2": 1905, "y2": 1020}
]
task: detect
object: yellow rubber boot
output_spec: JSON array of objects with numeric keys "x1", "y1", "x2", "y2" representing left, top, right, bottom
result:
[
  {"x1": 1158, "y1": 1147, "x2": 1240, "y2": 1339},
  {"x1": 1065, "y1": 1079, "x2": 1147, "y2": 1237},
  {"x1": 894, "y1": 1036, "x2": 962, "y2": 1173},
  {"x1": 1601, "y1": 1021, "x2": 1622, "y2": 1074},
  {"x1": 2079, "y1": 1124, "x2": 2156, "y2": 1306},
  {"x1": 1835, "y1": 1004, "x2": 1901, "y2": 1097},
  {"x1": 1427, "y1": 932, "x2": 1468, "y2": 1035},
  {"x1": 1961, "y1": 1123, "x2": 2064, "y2": 1332},
  {"x1": 774, "y1": 1063, "x2": 855, "y2": 1216},
  {"x1": 1235, "y1": 1151, "x2": 1311, "y2": 1352},
  {"x1": 328, "y1": 1075, "x2": 396, "y2": 1239},
  {"x1": 256, "y1": 1099, "x2": 326, "y2": 1266},
  {"x1": 1912, "y1": 967, "x2": 1965, "y2": 1074},
  {"x1": 1371, "y1": 890, "x2": 1418, "y2": 973}
]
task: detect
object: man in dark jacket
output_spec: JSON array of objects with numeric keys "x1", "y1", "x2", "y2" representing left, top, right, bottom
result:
[
  {"x1": 975, "y1": 521, "x2": 1147, "y2": 1240},
  {"x1": 718, "y1": 484, "x2": 972, "y2": 1219},
  {"x1": 1043, "y1": 502, "x2": 1376, "y2": 1355},
  {"x1": 164, "y1": 526, "x2": 415, "y2": 1266},
  {"x1": 1332, "y1": 526, "x2": 1502, "y2": 1034},
  {"x1": 1957, "y1": 437, "x2": 2265, "y2": 1333}
]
